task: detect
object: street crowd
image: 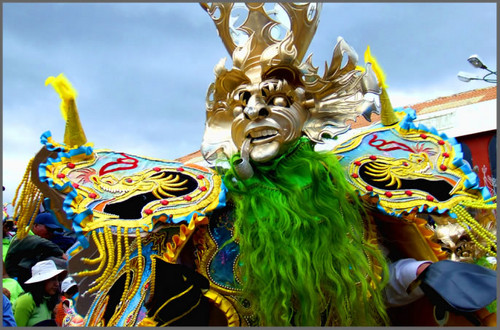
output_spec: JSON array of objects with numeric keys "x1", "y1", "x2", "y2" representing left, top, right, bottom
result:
[{"x1": 3, "y1": 203, "x2": 84, "y2": 327}]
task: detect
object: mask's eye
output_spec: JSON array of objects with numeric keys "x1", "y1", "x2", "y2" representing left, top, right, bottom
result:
[
  {"x1": 441, "y1": 247, "x2": 451, "y2": 253},
  {"x1": 239, "y1": 91, "x2": 251, "y2": 106},
  {"x1": 270, "y1": 96, "x2": 289, "y2": 107},
  {"x1": 233, "y1": 105, "x2": 243, "y2": 117}
]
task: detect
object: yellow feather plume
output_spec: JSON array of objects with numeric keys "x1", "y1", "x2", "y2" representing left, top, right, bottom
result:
[
  {"x1": 45, "y1": 73, "x2": 78, "y2": 121},
  {"x1": 364, "y1": 46, "x2": 387, "y2": 89},
  {"x1": 364, "y1": 46, "x2": 397, "y2": 125}
]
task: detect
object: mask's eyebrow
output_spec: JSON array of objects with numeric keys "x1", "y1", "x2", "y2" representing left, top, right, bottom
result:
[{"x1": 259, "y1": 79, "x2": 289, "y2": 96}]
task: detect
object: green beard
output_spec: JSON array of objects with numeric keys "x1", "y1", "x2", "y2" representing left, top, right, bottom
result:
[{"x1": 223, "y1": 137, "x2": 389, "y2": 326}]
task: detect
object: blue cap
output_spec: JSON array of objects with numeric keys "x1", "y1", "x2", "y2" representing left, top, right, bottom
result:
[{"x1": 34, "y1": 213, "x2": 63, "y2": 231}]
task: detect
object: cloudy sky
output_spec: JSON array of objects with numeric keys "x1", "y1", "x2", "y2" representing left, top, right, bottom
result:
[{"x1": 2, "y1": 2, "x2": 496, "y2": 205}]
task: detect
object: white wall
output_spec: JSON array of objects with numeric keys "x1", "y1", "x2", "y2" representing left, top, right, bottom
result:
[{"x1": 412, "y1": 99, "x2": 497, "y2": 138}]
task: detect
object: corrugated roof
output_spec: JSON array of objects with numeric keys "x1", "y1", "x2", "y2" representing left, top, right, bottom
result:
[
  {"x1": 175, "y1": 149, "x2": 203, "y2": 163},
  {"x1": 351, "y1": 85, "x2": 496, "y2": 129}
]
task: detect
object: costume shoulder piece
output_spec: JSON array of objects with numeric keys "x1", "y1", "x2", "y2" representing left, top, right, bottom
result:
[
  {"x1": 38, "y1": 131, "x2": 223, "y2": 250},
  {"x1": 331, "y1": 106, "x2": 496, "y2": 263},
  {"x1": 332, "y1": 107, "x2": 492, "y2": 215},
  {"x1": 11, "y1": 74, "x2": 227, "y2": 326}
]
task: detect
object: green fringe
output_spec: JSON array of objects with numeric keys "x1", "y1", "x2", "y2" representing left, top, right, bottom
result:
[{"x1": 222, "y1": 137, "x2": 389, "y2": 326}]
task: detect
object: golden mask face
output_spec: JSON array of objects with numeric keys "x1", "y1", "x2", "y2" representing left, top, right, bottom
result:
[
  {"x1": 229, "y1": 79, "x2": 307, "y2": 163},
  {"x1": 435, "y1": 223, "x2": 475, "y2": 262}
]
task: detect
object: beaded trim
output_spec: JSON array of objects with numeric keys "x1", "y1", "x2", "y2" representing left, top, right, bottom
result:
[
  {"x1": 11, "y1": 158, "x2": 43, "y2": 239},
  {"x1": 451, "y1": 199, "x2": 497, "y2": 257}
]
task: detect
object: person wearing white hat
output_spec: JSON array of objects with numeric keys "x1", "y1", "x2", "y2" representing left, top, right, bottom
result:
[
  {"x1": 12, "y1": 259, "x2": 67, "y2": 327},
  {"x1": 61, "y1": 276, "x2": 78, "y2": 299},
  {"x1": 54, "y1": 276, "x2": 84, "y2": 327}
]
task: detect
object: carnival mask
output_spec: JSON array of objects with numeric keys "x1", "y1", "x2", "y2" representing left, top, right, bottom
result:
[
  {"x1": 229, "y1": 79, "x2": 307, "y2": 163},
  {"x1": 200, "y1": 3, "x2": 381, "y2": 178},
  {"x1": 434, "y1": 222, "x2": 475, "y2": 262},
  {"x1": 430, "y1": 214, "x2": 496, "y2": 263}
]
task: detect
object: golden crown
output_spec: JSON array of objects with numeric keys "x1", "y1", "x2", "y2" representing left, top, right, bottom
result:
[{"x1": 200, "y1": 3, "x2": 321, "y2": 74}]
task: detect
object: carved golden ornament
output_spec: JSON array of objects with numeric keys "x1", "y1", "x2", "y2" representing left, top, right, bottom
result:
[
  {"x1": 200, "y1": 3, "x2": 382, "y2": 164},
  {"x1": 201, "y1": 3, "x2": 321, "y2": 75},
  {"x1": 428, "y1": 199, "x2": 497, "y2": 262}
]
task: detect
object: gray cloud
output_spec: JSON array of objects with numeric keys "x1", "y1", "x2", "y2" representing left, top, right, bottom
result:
[{"x1": 2, "y1": 2, "x2": 496, "y2": 204}]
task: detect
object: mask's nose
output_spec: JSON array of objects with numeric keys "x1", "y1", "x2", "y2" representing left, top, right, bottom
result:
[{"x1": 243, "y1": 95, "x2": 269, "y2": 120}]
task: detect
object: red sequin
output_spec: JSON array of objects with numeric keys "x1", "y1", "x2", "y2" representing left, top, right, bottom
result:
[
  {"x1": 443, "y1": 152, "x2": 449, "y2": 158},
  {"x1": 57, "y1": 173, "x2": 65, "y2": 179},
  {"x1": 72, "y1": 183, "x2": 79, "y2": 188},
  {"x1": 420, "y1": 133, "x2": 428, "y2": 139},
  {"x1": 200, "y1": 186, "x2": 207, "y2": 191},
  {"x1": 354, "y1": 161, "x2": 361, "y2": 166},
  {"x1": 440, "y1": 164, "x2": 447, "y2": 171},
  {"x1": 366, "y1": 185, "x2": 373, "y2": 192},
  {"x1": 197, "y1": 175, "x2": 205, "y2": 179},
  {"x1": 67, "y1": 163, "x2": 75, "y2": 169},
  {"x1": 153, "y1": 167, "x2": 161, "y2": 172},
  {"x1": 438, "y1": 140, "x2": 445, "y2": 145},
  {"x1": 369, "y1": 155, "x2": 377, "y2": 160},
  {"x1": 184, "y1": 196, "x2": 192, "y2": 201},
  {"x1": 177, "y1": 167, "x2": 184, "y2": 172},
  {"x1": 161, "y1": 200, "x2": 169, "y2": 205},
  {"x1": 145, "y1": 209, "x2": 153, "y2": 215},
  {"x1": 89, "y1": 193, "x2": 97, "y2": 199},
  {"x1": 351, "y1": 173, "x2": 359, "y2": 178},
  {"x1": 426, "y1": 195, "x2": 434, "y2": 201},
  {"x1": 405, "y1": 190, "x2": 413, "y2": 196},
  {"x1": 385, "y1": 191, "x2": 393, "y2": 197}
]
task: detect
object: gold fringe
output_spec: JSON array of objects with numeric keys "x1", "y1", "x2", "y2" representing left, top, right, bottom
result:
[
  {"x1": 87, "y1": 226, "x2": 116, "y2": 294},
  {"x1": 80, "y1": 230, "x2": 104, "y2": 265},
  {"x1": 12, "y1": 158, "x2": 43, "y2": 239},
  {"x1": 126, "y1": 228, "x2": 143, "y2": 300},
  {"x1": 118, "y1": 228, "x2": 132, "y2": 306},
  {"x1": 76, "y1": 230, "x2": 107, "y2": 277},
  {"x1": 101, "y1": 226, "x2": 123, "y2": 292}
]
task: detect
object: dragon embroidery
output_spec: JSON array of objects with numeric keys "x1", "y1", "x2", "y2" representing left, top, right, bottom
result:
[{"x1": 364, "y1": 153, "x2": 434, "y2": 189}]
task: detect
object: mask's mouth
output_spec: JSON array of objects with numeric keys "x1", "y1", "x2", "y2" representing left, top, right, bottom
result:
[{"x1": 247, "y1": 128, "x2": 279, "y2": 145}]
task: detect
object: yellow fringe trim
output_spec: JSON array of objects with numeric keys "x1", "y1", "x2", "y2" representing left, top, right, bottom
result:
[
  {"x1": 451, "y1": 200, "x2": 497, "y2": 257},
  {"x1": 12, "y1": 158, "x2": 42, "y2": 239}
]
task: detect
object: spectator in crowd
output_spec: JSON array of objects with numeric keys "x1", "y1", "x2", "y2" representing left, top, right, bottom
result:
[
  {"x1": 3, "y1": 266, "x2": 24, "y2": 304},
  {"x1": 32, "y1": 212, "x2": 77, "y2": 252},
  {"x1": 13, "y1": 259, "x2": 66, "y2": 326},
  {"x1": 3, "y1": 293, "x2": 17, "y2": 327},
  {"x1": 5, "y1": 213, "x2": 68, "y2": 290},
  {"x1": 61, "y1": 276, "x2": 79, "y2": 302},
  {"x1": 54, "y1": 277, "x2": 84, "y2": 326},
  {"x1": 2, "y1": 216, "x2": 16, "y2": 262}
]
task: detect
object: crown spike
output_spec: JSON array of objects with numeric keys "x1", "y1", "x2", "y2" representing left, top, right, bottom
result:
[{"x1": 201, "y1": 3, "x2": 322, "y2": 71}]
